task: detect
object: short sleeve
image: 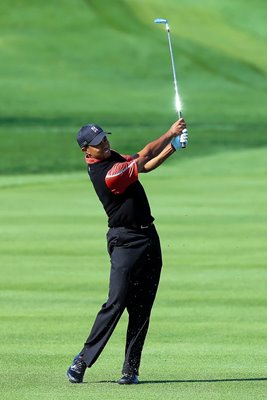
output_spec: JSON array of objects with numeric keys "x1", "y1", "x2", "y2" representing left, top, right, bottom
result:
[
  {"x1": 105, "y1": 160, "x2": 138, "y2": 195},
  {"x1": 120, "y1": 154, "x2": 135, "y2": 162}
]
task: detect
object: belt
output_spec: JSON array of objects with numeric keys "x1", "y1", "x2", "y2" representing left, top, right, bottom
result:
[
  {"x1": 110, "y1": 223, "x2": 153, "y2": 230},
  {"x1": 126, "y1": 222, "x2": 154, "y2": 230}
]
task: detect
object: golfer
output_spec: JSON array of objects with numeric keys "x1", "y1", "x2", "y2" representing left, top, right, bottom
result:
[{"x1": 67, "y1": 119, "x2": 188, "y2": 384}]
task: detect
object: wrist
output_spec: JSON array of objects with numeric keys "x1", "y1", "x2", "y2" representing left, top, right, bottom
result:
[
  {"x1": 171, "y1": 136, "x2": 181, "y2": 150},
  {"x1": 171, "y1": 142, "x2": 177, "y2": 152},
  {"x1": 166, "y1": 128, "x2": 176, "y2": 139}
]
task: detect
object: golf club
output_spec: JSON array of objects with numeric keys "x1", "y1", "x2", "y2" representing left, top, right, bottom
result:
[{"x1": 154, "y1": 18, "x2": 187, "y2": 148}]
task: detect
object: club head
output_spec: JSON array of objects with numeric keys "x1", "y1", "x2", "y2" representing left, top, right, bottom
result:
[{"x1": 154, "y1": 18, "x2": 168, "y2": 24}]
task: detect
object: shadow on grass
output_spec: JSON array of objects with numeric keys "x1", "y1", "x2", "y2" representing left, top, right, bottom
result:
[
  {"x1": 139, "y1": 377, "x2": 267, "y2": 384},
  {"x1": 93, "y1": 377, "x2": 267, "y2": 384}
]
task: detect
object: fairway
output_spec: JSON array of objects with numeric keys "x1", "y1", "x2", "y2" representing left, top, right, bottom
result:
[
  {"x1": 1, "y1": 148, "x2": 267, "y2": 400},
  {"x1": 0, "y1": 0, "x2": 266, "y2": 174},
  {"x1": 0, "y1": 0, "x2": 267, "y2": 398}
]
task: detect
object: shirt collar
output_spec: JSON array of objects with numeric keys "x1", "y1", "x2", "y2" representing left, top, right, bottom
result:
[{"x1": 85, "y1": 154, "x2": 102, "y2": 164}]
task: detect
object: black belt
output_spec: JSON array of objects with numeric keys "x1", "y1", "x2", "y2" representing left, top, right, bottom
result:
[
  {"x1": 133, "y1": 223, "x2": 153, "y2": 230},
  {"x1": 111, "y1": 223, "x2": 154, "y2": 230}
]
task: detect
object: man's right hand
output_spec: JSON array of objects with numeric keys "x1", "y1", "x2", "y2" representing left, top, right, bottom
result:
[{"x1": 170, "y1": 118, "x2": 187, "y2": 137}]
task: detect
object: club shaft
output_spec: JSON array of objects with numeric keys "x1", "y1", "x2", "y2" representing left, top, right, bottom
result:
[
  {"x1": 166, "y1": 26, "x2": 180, "y2": 105},
  {"x1": 154, "y1": 18, "x2": 187, "y2": 148},
  {"x1": 166, "y1": 25, "x2": 187, "y2": 148}
]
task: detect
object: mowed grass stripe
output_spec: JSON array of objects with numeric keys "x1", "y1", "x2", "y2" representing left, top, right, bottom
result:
[{"x1": 0, "y1": 148, "x2": 266, "y2": 399}]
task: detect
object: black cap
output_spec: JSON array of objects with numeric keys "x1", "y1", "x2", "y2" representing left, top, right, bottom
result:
[{"x1": 77, "y1": 124, "x2": 111, "y2": 148}]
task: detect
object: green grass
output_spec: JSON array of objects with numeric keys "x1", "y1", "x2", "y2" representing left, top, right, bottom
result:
[
  {"x1": 1, "y1": 148, "x2": 267, "y2": 399},
  {"x1": 0, "y1": 1, "x2": 267, "y2": 398},
  {"x1": 0, "y1": 0, "x2": 267, "y2": 173}
]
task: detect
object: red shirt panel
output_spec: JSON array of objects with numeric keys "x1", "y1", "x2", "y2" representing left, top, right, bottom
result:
[
  {"x1": 85, "y1": 153, "x2": 138, "y2": 195},
  {"x1": 105, "y1": 159, "x2": 138, "y2": 195}
]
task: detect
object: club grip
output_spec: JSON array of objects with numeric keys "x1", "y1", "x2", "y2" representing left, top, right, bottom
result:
[{"x1": 181, "y1": 128, "x2": 187, "y2": 149}]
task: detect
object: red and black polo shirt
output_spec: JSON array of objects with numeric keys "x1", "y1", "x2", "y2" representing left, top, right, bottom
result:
[{"x1": 85, "y1": 150, "x2": 154, "y2": 228}]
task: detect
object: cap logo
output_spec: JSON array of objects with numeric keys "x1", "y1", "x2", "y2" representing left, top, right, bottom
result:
[{"x1": 91, "y1": 126, "x2": 99, "y2": 133}]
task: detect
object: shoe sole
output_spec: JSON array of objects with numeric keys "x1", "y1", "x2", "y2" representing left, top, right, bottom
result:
[{"x1": 117, "y1": 379, "x2": 139, "y2": 384}]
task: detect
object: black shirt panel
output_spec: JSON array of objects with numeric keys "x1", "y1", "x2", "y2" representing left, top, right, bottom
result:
[{"x1": 88, "y1": 151, "x2": 154, "y2": 227}]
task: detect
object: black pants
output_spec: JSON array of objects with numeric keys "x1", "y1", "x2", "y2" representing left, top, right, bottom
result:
[{"x1": 80, "y1": 224, "x2": 162, "y2": 375}]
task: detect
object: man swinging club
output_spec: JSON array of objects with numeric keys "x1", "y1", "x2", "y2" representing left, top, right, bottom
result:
[{"x1": 67, "y1": 118, "x2": 188, "y2": 384}]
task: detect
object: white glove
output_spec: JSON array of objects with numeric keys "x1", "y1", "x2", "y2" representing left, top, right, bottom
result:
[{"x1": 171, "y1": 129, "x2": 188, "y2": 150}]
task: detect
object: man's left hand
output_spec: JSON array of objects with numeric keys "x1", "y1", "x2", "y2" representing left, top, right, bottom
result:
[{"x1": 171, "y1": 131, "x2": 189, "y2": 150}]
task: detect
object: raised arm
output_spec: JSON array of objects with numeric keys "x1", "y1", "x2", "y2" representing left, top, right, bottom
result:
[
  {"x1": 134, "y1": 119, "x2": 187, "y2": 172},
  {"x1": 141, "y1": 143, "x2": 175, "y2": 173}
]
